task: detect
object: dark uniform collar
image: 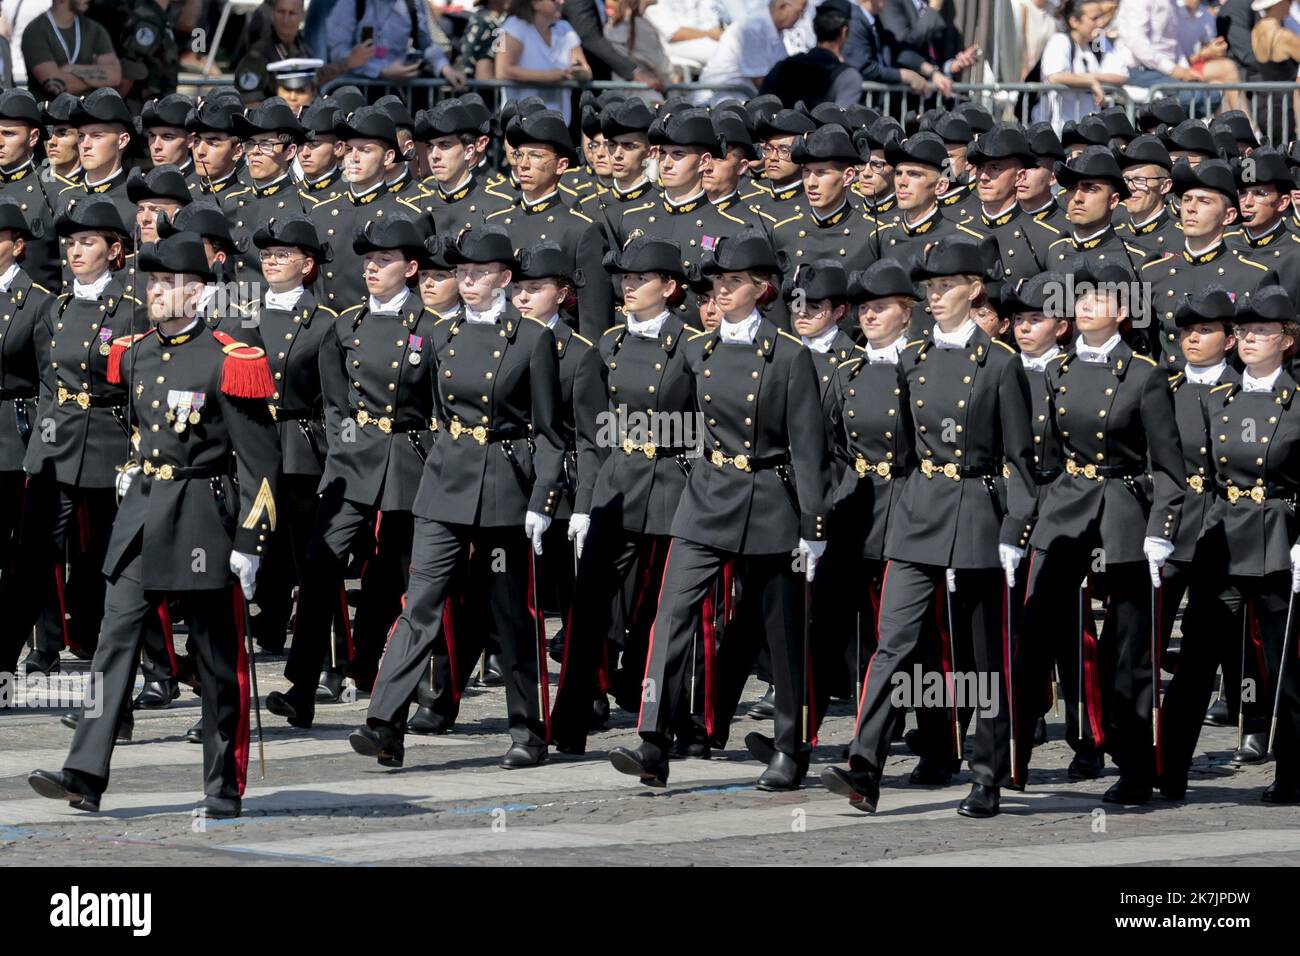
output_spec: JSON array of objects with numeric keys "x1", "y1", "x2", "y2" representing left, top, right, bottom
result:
[
  {"x1": 870, "y1": 192, "x2": 896, "y2": 213},
  {"x1": 1223, "y1": 367, "x2": 1298, "y2": 405},
  {"x1": 662, "y1": 189, "x2": 707, "y2": 215},
  {"x1": 0, "y1": 158, "x2": 35, "y2": 183},
  {"x1": 769, "y1": 179, "x2": 802, "y2": 202},
  {"x1": 252, "y1": 172, "x2": 292, "y2": 197},
  {"x1": 901, "y1": 204, "x2": 941, "y2": 237},
  {"x1": 918, "y1": 323, "x2": 995, "y2": 365},
  {"x1": 348, "y1": 179, "x2": 386, "y2": 205},
  {"x1": 980, "y1": 201, "x2": 1021, "y2": 228},
  {"x1": 940, "y1": 179, "x2": 973, "y2": 206},
  {"x1": 155, "y1": 317, "x2": 204, "y2": 346},
  {"x1": 1243, "y1": 217, "x2": 1287, "y2": 247},
  {"x1": 82, "y1": 166, "x2": 127, "y2": 194},
  {"x1": 1130, "y1": 207, "x2": 1170, "y2": 235},
  {"x1": 1062, "y1": 336, "x2": 1135, "y2": 378},
  {"x1": 614, "y1": 178, "x2": 651, "y2": 202},
  {"x1": 304, "y1": 166, "x2": 342, "y2": 192},
  {"x1": 201, "y1": 167, "x2": 241, "y2": 194},
  {"x1": 521, "y1": 189, "x2": 561, "y2": 214},
  {"x1": 1070, "y1": 224, "x2": 1117, "y2": 250},
  {"x1": 437, "y1": 173, "x2": 476, "y2": 202},
  {"x1": 711, "y1": 189, "x2": 740, "y2": 211},
  {"x1": 813, "y1": 198, "x2": 853, "y2": 228},
  {"x1": 1183, "y1": 240, "x2": 1228, "y2": 264},
  {"x1": 386, "y1": 168, "x2": 412, "y2": 193}
]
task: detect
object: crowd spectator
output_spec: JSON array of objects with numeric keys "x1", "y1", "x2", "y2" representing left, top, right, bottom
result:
[
  {"x1": 497, "y1": 0, "x2": 592, "y2": 122},
  {"x1": 1112, "y1": 0, "x2": 1209, "y2": 105},
  {"x1": 324, "y1": 0, "x2": 466, "y2": 90},
  {"x1": 21, "y1": 0, "x2": 118, "y2": 98},
  {"x1": 695, "y1": 0, "x2": 808, "y2": 102},
  {"x1": 1220, "y1": 0, "x2": 1264, "y2": 78},
  {"x1": 563, "y1": 0, "x2": 662, "y2": 88},
  {"x1": 1, "y1": 1, "x2": 50, "y2": 90},
  {"x1": 1011, "y1": 0, "x2": 1057, "y2": 79},
  {"x1": 641, "y1": 0, "x2": 722, "y2": 72},
  {"x1": 605, "y1": 0, "x2": 675, "y2": 91},
  {"x1": 1033, "y1": 0, "x2": 1128, "y2": 131},
  {"x1": 233, "y1": 0, "x2": 355, "y2": 102},
  {"x1": 843, "y1": 0, "x2": 953, "y2": 98},
  {"x1": 1251, "y1": 0, "x2": 1300, "y2": 142},
  {"x1": 460, "y1": 0, "x2": 510, "y2": 79},
  {"x1": 881, "y1": 0, "x2": 971, "y2": 79},
  {"x1": 1176, "y1": 0, "x2": 1245, "y2": 111},
  {"x1": 760, "y1": 0, "x2": 860, "y2": 104}
]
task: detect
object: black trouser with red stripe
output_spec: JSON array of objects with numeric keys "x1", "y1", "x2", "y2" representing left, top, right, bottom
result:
[
  {"x1": 0, "y1": 471, "x2": 61, "y2": 665},
  {"x1": 640, "y1": 540, "x2": 807, "y2": 760},
  {"x1": 0, "y1": 477, "x2": 113, "y2": 675},
  {"x1": 368, "y1": 518, "x2": 548, "y2": 748},
  {"x1": 285, "y1": 487, "x2": 412, "y2": 698},
  {"x1": 551, "y1": 520, "x2": 671, "y2": 749},
  {"x1": 1021, "y1": 565, "x2": 1103, "y2": 754},
  {"x1": 1018, "y1": 547, "x2": 1155, "y2": 786},
  {"x1": 250, "y1": 474, "x2": 321, "y2": 653},
  {"x1": 64, "y1": 540, "x2": 248, "y2": 800},
  {"x1": 848, "y1": 561, "x2": 1012, "y2": 788}
]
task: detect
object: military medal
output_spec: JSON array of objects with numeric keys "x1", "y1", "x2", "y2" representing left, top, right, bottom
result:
[
  {"x1": 408, "y1": 334, "x2": 423, "y2": 365},
  {"x1": 97, "y1": 327, "x2": 113, "y2": 357},
  {"x1": 188, "y1": 392, "x2": 206, "y2": 425}
]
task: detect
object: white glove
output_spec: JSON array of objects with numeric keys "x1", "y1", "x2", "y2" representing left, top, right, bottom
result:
[
  {"x1": 229, "y1": 550, "x2": 260, "y2": 600},
  {"x1": 1143, "y1": 536, "x2": 1175, "y2": 590},
  {"x1": 524, "y1": 511, "x2": 551, "y2": 555},
  {"x1": 567, "y1": 513, "x2": 590, "y2": 558},
  {"x1": 998, "y1": 544, "x2": 1024, "y2": 589},
  {"x1": 946, "y1": 568, "x2": 957, "y2": 593},
  {"x1": 798, "y1": 538, "x2": 827, "y2": 582},
  {"x1": 1291, "y1": 542, "x2": 1300, "y2": 593},
  {"x1": 115, "y1": 464, "x2": 140, "y2": 499}
]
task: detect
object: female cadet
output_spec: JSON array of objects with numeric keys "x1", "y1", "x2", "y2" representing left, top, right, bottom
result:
[{"x1": 607, "y1": 228, "x2": 833, "y2": 792}]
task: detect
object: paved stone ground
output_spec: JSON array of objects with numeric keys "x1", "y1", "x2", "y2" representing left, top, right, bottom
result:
[{"x1": 2, "y1": 621, "x2": 1299, "y2": 866}]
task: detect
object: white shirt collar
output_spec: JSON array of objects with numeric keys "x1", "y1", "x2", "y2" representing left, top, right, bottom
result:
[
  {"x1": 72, "y1": 270, "x2": 112, "y2": 301},
  {"x1": 265, "y1": 286, "x2": 305, "y2": 310},
  {"x1": 1130, "y1": 207, "x2": 1165, "y2": 229},
  {"x1": 1185, "y1": 238, "x2": 1223, "y2": 258},
  {"x1": 865, "y1": 332, "x2": 907, "y2": 364},
  {"x1": 932, "y1": 318, "x2": 977, "y2": 349},
  {"x1": 1073, "y1": 224, "x2": 1109, "y2": 244},
  {"x1": 369, "y1": 288, "x2": 411, "y2": 315},
  {"x1": 254, "y1": 172, "x2": 290, "y2": 192},
  {"x1": 1184, "y1": 359, "x2": 1227, "y2": 385},
  {"x1": 801, "y1": 325, "x2": 840, "y2": 353},
  {"x1": 1075, "y1": 332, "x2": 1123, "y2": 363},
  {"x1": 432, "y1": 302, "x2": 462, "y2": 319},
  {"x1": 1242, "y1": 366, "x2": 1283, "y2": 392},
  {"x1": 82, "y1": 166, "x2": 122, "y2": 189},
  {"x1": 0, "y1": 262, "x2": 21, "y2": 293},
  {"x1": 542, "y1": 313, "x2": 560, "y2": 329},
  {"x1": 464, "y1": 292, "x2": 507, "y2": 324},
  {"x1": 718, "y1": 310, "x2": 761, "y2": 344},
  {"x1": 1020, "y1": 344, "x2": 1061, "y2": 372},
  {"x1": 351, "y1": 177, "x2": 385, "y2": 199},
  {"x1": 626, "y1": 309, "x2": 669, "y2": 339}
]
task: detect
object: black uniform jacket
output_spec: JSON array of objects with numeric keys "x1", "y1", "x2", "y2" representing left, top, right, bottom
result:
[
  {"x1": 1169, "y1": 365, "x2": 1241, "y2": 562},
  {"x1": 0, "y1": 270, "x2": 51, "y2": 470}
]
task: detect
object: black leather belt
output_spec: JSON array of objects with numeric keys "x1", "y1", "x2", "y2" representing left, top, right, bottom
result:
[
  {"x1": 0, "y1": 388, "x2": 36, "y2": 401},
  {"x1": 707, "y1": 450, "x2": 789, "y2": 473},
  {"x1": 269, "y1": 407, "x2": 316, "y2": 422},
  {"x1": 1064, "y1": 459, "x2": 1144, "y2": 481},
  {"x1": 1216, "y1": 484, "x2": 1295, "y2": 504},
  {"x1": 918, "y1": 460, "x2": 999, "y2": 481},
  {"x1": 142, "y1": 461, "x2": 227, "y2": 481},
  {"x1": 1034, "y1": 467, "x2": 1062, "y2": 484}
]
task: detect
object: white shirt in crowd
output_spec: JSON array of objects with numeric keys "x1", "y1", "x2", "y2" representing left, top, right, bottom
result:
[
  {"x1": 695, "y1": 7, "x2": 789, "y2": 103},
  {"x1": 499, "y1": 15, "x2": 582, "y2": 123}
]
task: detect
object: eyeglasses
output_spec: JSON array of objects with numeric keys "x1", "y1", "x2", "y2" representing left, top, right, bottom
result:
[
  {"x1": 455, "y1": 266, "x2": 500, "y2": 282},
  {"x1": 1121, "y1": 175, "x2": 1169, "y2": 191},
  {"x1": 259, "y1": 249, "x2": 304, "y2": 262},
  {"x1": 245, "y1": 139, "x2": 287, "y2": 154},
  {"x1": 864, "y1": 159, "x2": 890, "y2": 172},
  {"x1": 760, "y1": 144, "x2": 793, "y2": 160},
  {"x1": 1233, "y1": 325, "x2": 1284, "y2": 340}
]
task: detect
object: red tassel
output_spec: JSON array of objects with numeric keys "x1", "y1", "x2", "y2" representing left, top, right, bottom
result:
[
  {"x1": 106, "y1": 341, "x2": 128, "y2": 385},
  {"x1": 220, "y1": 351, "x2": 276, "y2": 399}
]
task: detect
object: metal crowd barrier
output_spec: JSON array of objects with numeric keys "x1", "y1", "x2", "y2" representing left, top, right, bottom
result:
[{"x1": 1141, "y1": 82, "x2": 1300, "y2": 147}]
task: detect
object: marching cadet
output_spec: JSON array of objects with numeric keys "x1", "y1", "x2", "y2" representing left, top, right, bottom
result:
[
  {"x1": 296, "y1": 101, "x2": 346, "y2": 204},
  {"x1": 1061, "y1": 115, "x2": 1111, "y2": 162},
  {"x1": 703, "y1": 110, "x2": 768, "y2": 216},
  {"x1": 771, "y1": 125, "x2": 873, "y2": 274},
  {"x1": 56, "y1": 90, "x2": 135, "y2": 225},
  {"x1": 315, "y1": 107, "x2": 425, "y2": 315},
  {"x1": 607, "y1": 229, "x2": 832, "y2": 791},
  {"x1": 1163, "y1": 286, "x2": 1300, "y2": 804},
  {"x1": 1228, "y1": 149, "x2": 1300, "y2": 307},
  {"x1": 1005, "y1": 271, "x2": 1104, "y2": 772},
  {"x1": 348, "y1": 224, "x2": 565, "y2": 771},
  {"x1": 820, "y1": 236, "x2": 1036, "y2": 818},
  {"x1": 851, "y1": 117, "x2": 902, "y2": 262},
  {"x1": 128, "y1": 166, "x2": 192, "y2": 246},
  {"x1": 27, "y1": 229, "x2": 281, "y2": 819},
  {"x1": 928, "y1": 112, "x2": 977, "y2": 220},
  {"x1": 1018, "y1": 123, "x2": 1069, "y2": 232},
  {"x1": 265, "y1": 216, "x2": 436, "y2": 728},
  {"x1": 1116, "y1": 136, "x2": 1182, "y2": 255},
  {"x1": 1162, "y1": 120, "x2": 1219, "y2": 169},
  {"x1": 139, "y1": 94, "x2": 200, "y2": 185},
  {"x1": 40, "y1": 94, "x2": 83, "y2": 189},
  {"x1": 963, "y1": 125, "x2": 1061, "y2": 284},
  {"x1": 226, "y1": 99, "x2": 309, "y2": 276},
  {"x1": 1157, "y1": 288, "x2": 1266, "y2": 781},
  {"x1": 1043, "y1": 147, "x2": 1149, "y2": 277},
  {"x1": 186, "y1": 100, "x2": 247, "y2": 200},
  {"x1": 0, "y1": 197, "x2": 137, "y2": 677},
  {"x1": 374, "y1": 96, "x2": 419, "y2": 188},
  {"x1": 489, "y1": 110, "x2": 612, "y2": 340},
  {"x1": 1014, "y1": 256, "x2": 1185, "y2": 806},
  {"x1": 244, "y1": 216, "x2": 338, "y2": 657},
  {"x1": 413, "y1": 98, "x2": 513, "y2": 235},
  {"x1": 0, "y1": 90, "x2": 61, "y2": 293},
  {"x1": 575, "y1": 101, "x2": 612, "y2": 211},
  {"x1": 415, "y1": 235, "x2": 461, "y2": 317},
  {"x1": 750, "y1": 109, "x2": 816, "y2": 219},
  {"x1": 0, "y1": 199, "x2": 54, "y2": 675},
  {"x1": 597, "y1": 98, "x2": 657, "y2": 220},
  {"x1": 551, "y1": 237, "x2": 697, "y2": 751},
  {"x1": 1143, "y1": 160, "x2": 1272, "y2": 370},
  {"x1": 158, "y1": 201, "x2": 253, "y2": 327}
]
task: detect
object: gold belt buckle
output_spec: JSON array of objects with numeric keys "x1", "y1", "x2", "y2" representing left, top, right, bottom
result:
[
  {"x1": 623, "y1": 438, "x2": 635, "y2": 456},
  {"x1": 377, "y1": 416, "x2": 392, "y2": 434},
  {"x1": 920, "y1": 460, "x2": 934, "y2": 478},
  {"x1": 1083, "y1": 463, "x2": 1099, "y2": 480},
  {"x1": 733, "y1": 454, "x2": 750, "y2": 472},
  {"x1": 642, "y1": 441, "x2": 656, "y2": 459},
  {"x1": 268, "y1": 404, "x2": 279, "y2": 421},
  {"x1": 1186, "y1": 474, "x2": 1204, "y2": 494},
  {"x1": 356, "y1": 410, "x2": 370, "y2": 427},
  {"x1": 876, "y1": 461, "x2": 892, "y2": 479},
  {"x1": 854, "y1": 456, "x2": 868, "y2": 477},
  {"x1": 471, "y1": 425, "x2": 487, "y2": 445},
  {"x1": 942, "y1": 462, "x2": 958, "y2": 480},
  {"x1": 710, "y1": 449, "x2": 726, "y2": 468}
]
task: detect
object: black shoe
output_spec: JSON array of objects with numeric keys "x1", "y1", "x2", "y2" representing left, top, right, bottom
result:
[
  {"x1": 27, "y1": 769, "x2": 99, "y2": 812},
  {"x1": 406, "y1": 705, "x2": 451, "y2": 736},
  {"x1": 819, "y1": 765, "x2": 880, "y2": 812},
  {"x1": 746, "y1": 685, "x2": 775, "y2": 720},
  {"x1": 903, "y1": 727, "x2": 923, "y2": 756},
  {"x1": 266, "y1": 690, "x2": 314, "y2": 729},
  {"x1": 1204, "y1": 697, "x2": 1232, "y2": 727},
  {"x1": 315, "y1": 669, "x2": 345, "y2": 703},
  {"x1": 756, "y1": 751, "x2": 807, "y2": 791},
  {"x1": 909, "y1": 757, "x2": 953, "y2": 786},
  {"x1": 57, "y1": 712, "x2": 133, "y2": 743},
  {"x1": 608, "y1": 743, "x2": 669, "y2": 787},
  {"x1": 957, "y1": 783, "x2": 1000, "y2": 818},
  {"x1": 197, "y1": 794, "x2": 241, "y2": 819},
  {"x1": 590, "y1": 693, "x2": 610, "y2": 731},
  {"x1": 1231, "y1": 732, "x2": 1268, "y2": 765},
  {"x1": 548, "y1": 630, "x2": 566, "y2": 665},
  {"x1": 22, "y1": 648, "x2": 61, "y2": 675},
  {"x1": 478, "y1": 654, "x2": 505, "y2": 687},
  {"x1": 1033, "y1": 716, "x2": 1048, "y2": 746},
  {"x1": 671, "y1": 737, "x2": 712, "y2": 759},
  {"x1": 1158, "y1": 776, "x2": 1188, "y2": 801},
  {"x1": 349, "y1": 724, "x2": 404, "y2": 768},
  {"x1": 500, "y1": 742, "x2": 547, "y2": 769},
  {"x1": 1067, "y1": 748, "x2": 1104, "y2": 781},
  {"x1": 185, "y1": 718, "x2": 203, "y2": 744},
  {"x1": 1103, "y1": 777, "x2": 1152, "y2": 805},
  {"x1": 1261, "y1": 779, "x2": 1300, "y2": 804},
  {"x1": 553, "y1": 737, "x2": 586, "y2": 756},
  {"x1": 745, "y1": 731, "x2": 776, "y2": 766},
  {"x1": 255, "y1": 640, "x2": 286, "y2": 656},
  {"x1": 133, "y1": 679, "x2": 179, "y2": 709}
]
